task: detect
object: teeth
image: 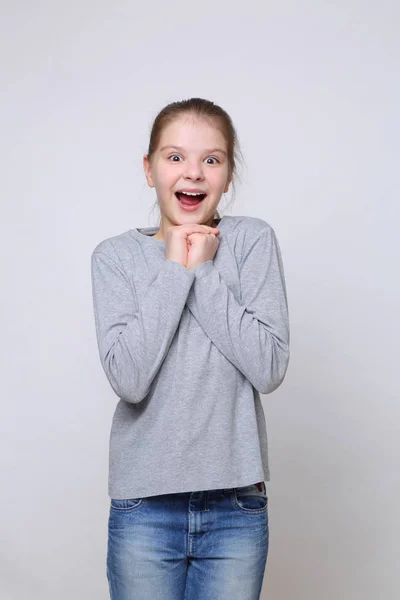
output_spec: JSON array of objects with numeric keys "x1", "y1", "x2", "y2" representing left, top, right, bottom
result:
[{"x1": 178, "y1": 191, "x2": 204, "y2": 196}]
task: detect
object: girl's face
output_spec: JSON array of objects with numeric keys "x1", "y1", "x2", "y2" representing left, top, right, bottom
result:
[{"x1": 143, "y1": 116, "x2": 231, "y2": 230}]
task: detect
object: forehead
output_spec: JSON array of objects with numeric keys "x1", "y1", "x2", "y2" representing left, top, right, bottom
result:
[{"x1": 158, "y1": 116, "x2": 227, "y2": 151}]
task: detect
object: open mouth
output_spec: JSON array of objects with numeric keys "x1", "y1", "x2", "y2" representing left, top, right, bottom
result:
[{"x1": 175, "y1": 191, "x2": 207, "y2": 205}]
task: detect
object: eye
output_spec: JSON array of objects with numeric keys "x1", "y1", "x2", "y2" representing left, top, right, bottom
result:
[{"x1": 167, "y1": 154, "x2": 220, "y2": 164}]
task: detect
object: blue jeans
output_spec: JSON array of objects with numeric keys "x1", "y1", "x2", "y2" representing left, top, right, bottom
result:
[{"x1": 107, "y1": 483, "x2": 269, "y2": 599}]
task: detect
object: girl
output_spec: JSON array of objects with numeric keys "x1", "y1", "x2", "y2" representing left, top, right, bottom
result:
[{"x1": 91, "y1": 97, "x2": 290, "y2": 600}]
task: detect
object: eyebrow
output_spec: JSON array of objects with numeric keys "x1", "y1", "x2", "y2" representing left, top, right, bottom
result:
[{"x1": 160, "y1": 145, "x2": 227, "y2": 156}]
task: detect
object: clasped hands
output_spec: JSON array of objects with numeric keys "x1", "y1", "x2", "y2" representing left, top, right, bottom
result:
[
  {"x1": 186, "y1": 229, "x2": 220, "y2": 271},
  {"x1": 165, "y1": 224, "x2": 220, "y2": 271}
]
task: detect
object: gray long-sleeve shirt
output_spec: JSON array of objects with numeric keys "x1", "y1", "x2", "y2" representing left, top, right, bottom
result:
[{"x1": 91, "y1": 215, "x2": 290, "y2": 499}]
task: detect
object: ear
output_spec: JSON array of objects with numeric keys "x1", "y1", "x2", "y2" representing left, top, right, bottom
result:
[
  {"x1": 223, "y1": 178, "x2": 231, "y2": 193},
  {"x1": 143, "y1": 154, "x2": 155, "y2": 188}
]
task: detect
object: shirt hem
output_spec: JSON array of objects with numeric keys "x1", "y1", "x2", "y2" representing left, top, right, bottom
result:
[{"x1": 108, "y1": 471, "x2": 270, "y2": 500}]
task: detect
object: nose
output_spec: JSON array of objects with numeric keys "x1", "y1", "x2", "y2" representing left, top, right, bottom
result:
[{"x1": 184, "y1": 160, "x2": 205, "y2": 181}]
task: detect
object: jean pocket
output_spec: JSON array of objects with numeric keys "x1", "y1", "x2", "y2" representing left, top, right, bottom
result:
[
  {"x1": 232, "y1": 483, "x2": 268, "y2": 514},
  {"x1": 110, "y1": 497, "x2": 144, "y2": 511}
]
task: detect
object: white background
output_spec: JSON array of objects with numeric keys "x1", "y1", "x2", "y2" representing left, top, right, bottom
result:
[{"x1": 1, "y1": 1, "x2": 399, "y2": 598}]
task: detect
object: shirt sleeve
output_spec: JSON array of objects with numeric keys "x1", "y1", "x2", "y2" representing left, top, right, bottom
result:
[
  {"x1": 91, "y1": 248, "x2": 195, "y2": 403},
  {"x1": 185, "y1": 226, "x2": 290, "y2": 394}
]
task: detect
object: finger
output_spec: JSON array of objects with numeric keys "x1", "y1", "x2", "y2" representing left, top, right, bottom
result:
[
  {"x1": 197, "y1": 227, "x2": 220, "y2": 234},
  {"x1": 188, "y1": 232, "x2": 217, "y2": 238}
]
